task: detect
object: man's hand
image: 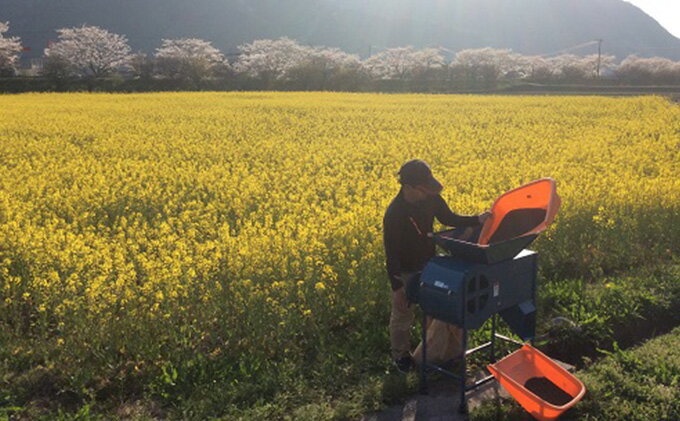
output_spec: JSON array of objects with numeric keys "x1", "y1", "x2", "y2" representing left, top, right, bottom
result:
[
  {"x1": 478, "y1": 211, "x2": 493, "y2": 225},
  {"x1": 459, "y1": 226, "x2": 475, "y2": 241},
  {"x1": 394, "y1": 272, "x2": 417, "y2": 308},
  {"x1": 394, "y1": 272, "x2": 411, "y2": 284}
]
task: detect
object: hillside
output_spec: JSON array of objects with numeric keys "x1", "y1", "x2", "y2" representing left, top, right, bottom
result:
[{"x1": 2, "y1": 0, "x2": 680, "y2": 62}]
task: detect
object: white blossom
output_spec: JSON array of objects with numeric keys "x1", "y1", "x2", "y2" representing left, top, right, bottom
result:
[
  {"x1": 302, "y1": 47, "x2": 361, "y2": 71},
  {"x1": 451, "y1": 48, "x2": 523, "y2": 79},
  {"x1": 0, "y1": 21, "x2": 22, "y2": 75},
  {"x1": 284, "y1": 46, "x2": 363, "y2": 89},
  {"x1": 44, "y1": 25, "x2": 131, "y2": 78},
  {"x1": 154, "y1": 38, "x2": 225, "y2": 80},
  {"x1": 234, "y1": 38, "x2": 311, "y2": 80},
  {"x1": 519, "y1": 55, "x2": 561, "y2": 79},
  {"x1": 363, "y1": 46, "x2": 444, "y2": 79},
  {"x1": 616, "y1": 55, "x2": 680, "y2": 83},
  {"x1": 550, "y1": 54, "x2": 616, "y2": 79}
]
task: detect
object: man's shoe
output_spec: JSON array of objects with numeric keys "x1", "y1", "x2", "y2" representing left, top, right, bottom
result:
[{"x1": 394, "y1": 356, "x2": 414, "y2": 374}]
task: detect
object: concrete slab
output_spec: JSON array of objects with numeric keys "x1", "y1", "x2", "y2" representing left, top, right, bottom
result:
[{"x1": 360, "y1": 360, "x2": 574, "y2": 421}]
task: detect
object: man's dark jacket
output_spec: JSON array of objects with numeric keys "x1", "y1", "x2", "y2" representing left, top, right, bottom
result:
[{"x1": 383, "y1": 190, "x2": 480, "y2": 291}]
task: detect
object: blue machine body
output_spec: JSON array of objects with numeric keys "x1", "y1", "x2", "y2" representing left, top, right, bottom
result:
[{"x1": 418, "y1": 249, "x2": 537, "y2": 340}]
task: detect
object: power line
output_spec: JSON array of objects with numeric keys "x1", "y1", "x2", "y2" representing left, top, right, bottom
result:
[{"x1": 541, "y1": 40, "x2": 600, "y2": 57}]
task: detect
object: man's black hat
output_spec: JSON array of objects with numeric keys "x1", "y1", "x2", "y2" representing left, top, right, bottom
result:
[{"x1": 398, "y1": 159, "x2": 443, "y2": 194}]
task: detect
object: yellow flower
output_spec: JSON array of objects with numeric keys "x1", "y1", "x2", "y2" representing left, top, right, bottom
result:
[{"x1": 315, "y1": 282, "x2": 326, "y2": 291}]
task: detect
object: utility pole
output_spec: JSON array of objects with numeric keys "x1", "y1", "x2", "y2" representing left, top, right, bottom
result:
[
  {"x1": 368, "y1": 44, "x2": 372, "y2": 58},
  {"x1": 596, "y1": 39, "x2": 603, "y2": 78}
]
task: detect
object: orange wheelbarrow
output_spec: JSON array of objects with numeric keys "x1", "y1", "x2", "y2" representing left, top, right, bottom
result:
[{"x1": 487, "y1": 344, "x2": 586, "y2": 421}]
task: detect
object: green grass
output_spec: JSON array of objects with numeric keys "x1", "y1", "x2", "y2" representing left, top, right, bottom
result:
[
  {"x1": 572, "y1": 327, "x2": 680, "y2": 421},
  {"x1": 3, "y1": 263, "x2": 676, "y2": 420},
  {"x1": 537, "y1": 263, "x2": 680, "y2": 363}
]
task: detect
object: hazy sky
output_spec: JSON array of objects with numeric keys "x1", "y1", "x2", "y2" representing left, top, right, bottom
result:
[{"x1": 625, "y1": 0, "x2": 680, "y2": 38}]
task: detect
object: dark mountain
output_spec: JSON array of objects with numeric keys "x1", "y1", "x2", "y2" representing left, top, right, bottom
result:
[{"x1": 3, "y1": 0, "x2": 680, "y2": 62}]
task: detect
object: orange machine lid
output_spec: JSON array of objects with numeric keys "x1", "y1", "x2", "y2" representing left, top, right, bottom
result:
[{"x1": 478, "y1": 178, "x2": 561, "y2": 246}]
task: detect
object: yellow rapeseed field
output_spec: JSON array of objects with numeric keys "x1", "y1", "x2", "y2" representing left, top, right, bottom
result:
[{"x1": 0, "y1": 92, "x2": 678, "y2": 413}]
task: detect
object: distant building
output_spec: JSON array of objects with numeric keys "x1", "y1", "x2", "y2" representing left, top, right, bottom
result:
[
  {"x1": 17, "y1": 40, "x2": 51, "y2": 72},
  {"x1": 17, "y1": 58, "x2": 44, "y2": 77}
]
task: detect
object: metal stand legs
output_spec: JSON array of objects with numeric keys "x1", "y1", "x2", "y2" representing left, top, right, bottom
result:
[
  {"x1": 420, "y1": 311, "x2": 428, "y2": 394},
  {"x1": 459, "y1": 327, "x2": 468, "y2": 414}
]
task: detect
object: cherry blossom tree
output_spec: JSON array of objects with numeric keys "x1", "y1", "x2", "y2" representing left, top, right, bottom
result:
[
  {"x1": 363, "y1": 46, "x2": 445, "y2": 80},
  {"x1": 510, "y1": 53, "x2": 617, "y2": 82},
  {"x1": 411, "y1": 48, "x2": 447, "y2": 80},
  {"x1": 0, "y1": 21, "x2": 22, "y2": 76},
  {"x1": 551, "y1": 54, "x2": 615, "y2": 80},
  {"x1": 450, "y1": 48, "x2": 523, "y2": 86},
  {"x1": 44, "y1": 25, "x2": 131, "y2": 78},
  {"x1": 128, "y1": 52, "x2": 154, "y2": 80},
  {"x1": 41, "y1": 54, "x2": 74, "y2": 80},
  {"x1": 234, "y1": 38, "x2": 309, "y2": 84},
  {"x1": 519, "y1": 55, "x2": 561, "y2": 81},
  {"x1": 615, "y1": 55, "x2": 680, "y2": 84},
  {"x1": 154, "y1": 38, "x2": 226, "y2": 81},
  {"x1": 286, "y1": 46, "x2": 363, "y2": 89},
  {"x1": 555, "y1": 54, "x2": 590, "y2": 80}
]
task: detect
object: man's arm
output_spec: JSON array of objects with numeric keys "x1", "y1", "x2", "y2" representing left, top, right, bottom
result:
[
  {"x1": 383, "y1": 212, "x2": 405, "y2": 291},
  {"x1": 433, "y1": 194, "x2": 483, "y2": 227}
]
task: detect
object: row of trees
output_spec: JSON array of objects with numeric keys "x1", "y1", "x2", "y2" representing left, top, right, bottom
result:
[
  {"x1": 0, "y1": 22, "x2": 22, "y2": 76},
  {"x1": 3, "y1": 22, "x2": 680, "y2": 90}
]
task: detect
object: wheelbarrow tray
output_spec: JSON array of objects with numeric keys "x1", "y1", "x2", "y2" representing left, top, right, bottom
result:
[{"x1": 487, "y1": 344, "x2": 586, "y2": 421}]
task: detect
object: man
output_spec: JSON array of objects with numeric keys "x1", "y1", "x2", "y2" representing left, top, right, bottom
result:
[{"x1": 383, "y1": 159, "x2": 491, "y2": 372}]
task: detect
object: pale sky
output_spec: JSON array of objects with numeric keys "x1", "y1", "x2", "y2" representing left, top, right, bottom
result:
[{"x1": 625, "y1": 0, "x2": 680, "y2": 38}]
